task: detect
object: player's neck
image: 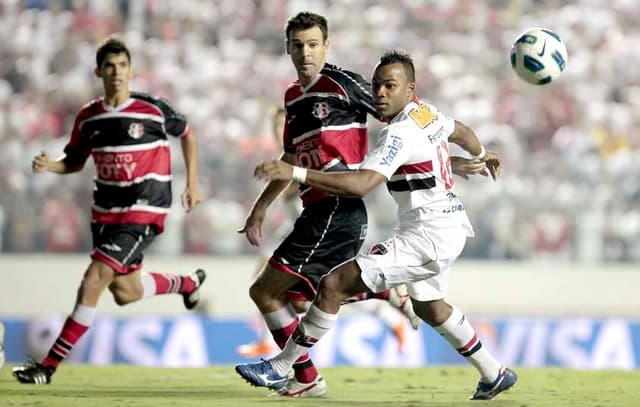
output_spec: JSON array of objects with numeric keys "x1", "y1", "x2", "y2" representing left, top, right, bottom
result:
[{"x1": 103, "y1": 90, "x2": 131, "y2": 107}]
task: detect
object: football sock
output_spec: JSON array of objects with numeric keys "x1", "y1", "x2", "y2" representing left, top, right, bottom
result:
[
  {"x1": 434, "y1": 305, "x2": 502, "y2": 383},
  {"x1": 41, "y1": 304, "x2": 95, "y2": 370},
  {"x1": 263, "y1": 304, "x2": 319, "y2": 383},
  {"x1": 271, "y1": 304, "x2": 338, "y2": 376},
  {"x1": 141, "y1": 272, "x2": 195, "y2": 297}
]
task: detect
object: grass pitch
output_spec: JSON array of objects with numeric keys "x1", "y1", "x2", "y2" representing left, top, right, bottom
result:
[{"x1": 1, "y1": 365, "x2": 639, "y2": 407}]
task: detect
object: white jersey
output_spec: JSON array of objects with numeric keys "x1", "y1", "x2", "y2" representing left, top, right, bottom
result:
[{"x1": 361, "y1": 99, "x2": 474, "y2": 236}]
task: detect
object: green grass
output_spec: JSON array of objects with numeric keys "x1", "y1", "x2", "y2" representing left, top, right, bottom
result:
[{"x1": 1, "y1": 365, "x2": 639, "y2": 407}]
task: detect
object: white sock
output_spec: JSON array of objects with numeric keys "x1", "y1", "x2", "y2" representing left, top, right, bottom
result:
[
  {"x1": 263, "y1": 304, "x2": 297, "y2": 330},
  {"x1": 434, "y1": 305, "x2": 502, "y2": 383},
  {"x1": 140, "y1": 272, "x2": 156, "y2": 298},
  {"x1": 270, "y1": 304, "x2": 337, "y2": 375},
  {"x1": 71, "y1": 304, "x2": 96, "y2": 326}
]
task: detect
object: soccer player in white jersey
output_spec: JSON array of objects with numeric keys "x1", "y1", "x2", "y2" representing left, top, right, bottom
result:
[{"x1": 236, "y1": 50, "x2": 515, "y2": 400}]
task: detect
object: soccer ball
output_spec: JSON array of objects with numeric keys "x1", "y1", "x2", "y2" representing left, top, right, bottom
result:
[{"x1": 510, "y1": 28, "x2": 568, "y2": 85}]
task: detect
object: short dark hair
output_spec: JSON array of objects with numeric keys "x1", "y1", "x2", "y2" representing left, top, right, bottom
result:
[
  {"x1": 377, "y1": 50, "x2": 415, "y2": 83},
  {"x1": 285, "y1": 12, "x2": 328, "y2": 42},
  {"x1": 96, "y1": 37, "x2": 131, "y2": 68}
]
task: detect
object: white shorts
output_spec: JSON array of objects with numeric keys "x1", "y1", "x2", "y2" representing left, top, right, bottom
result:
[{"x1": 356, "y1": 223, "x2": 467, "y2": 301}]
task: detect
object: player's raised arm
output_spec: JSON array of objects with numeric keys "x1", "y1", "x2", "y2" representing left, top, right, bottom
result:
[{"x1": 448, "y1": 120, "x2": 502, "y2": 180}]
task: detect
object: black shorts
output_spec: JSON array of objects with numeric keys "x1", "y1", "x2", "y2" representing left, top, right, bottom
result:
[
  {"x1": 271, "y1": 196, "x2": 368, "y2": 300},
  {"x1": 90, "y1": 223, "x2": 157, "y2": 274}
]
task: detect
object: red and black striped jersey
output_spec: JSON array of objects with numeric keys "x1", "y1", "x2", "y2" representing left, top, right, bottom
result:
[
  {"x1": 64, "y1": 91, "x2": 191, "y2": 232},
  {"x1": 283, "y1": 63, "x2": 381, "y2": 206}
]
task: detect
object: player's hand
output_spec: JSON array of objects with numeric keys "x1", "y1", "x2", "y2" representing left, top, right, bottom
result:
[
  {"x1": 238, "y1": 211, "x2": 265, "y2": 247},
  {"x1": 254, "y1": 160, "x2": 293, "y2": 182},
  {"x1": 32, "y1": 151, "x2": 50, "y2": 173},
  {"x1": 450, "y1": 156, "x2": 488, "y2": 180},
  {"x1": 483, "y1": 151, "x2": 502, "y2": 181},
  {"x1": 181, "y1": 184, "x2": 203, "y2": 213}
]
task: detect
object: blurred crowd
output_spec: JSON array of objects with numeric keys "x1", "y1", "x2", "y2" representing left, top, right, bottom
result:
[{"x1": 0, "y1": 0, "x2": 638, "y2": 262}]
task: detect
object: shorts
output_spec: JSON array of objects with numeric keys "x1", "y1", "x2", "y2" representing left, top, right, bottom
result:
[
  {"x1": 357, "y1": 223, "x2": 467, "y2": 301},
  {"x1": 90, "y1": 223, "x2": 157, "y2": 274},
  {"x1": 270, "y1": 196, "x2": 368, "y2": 301}
]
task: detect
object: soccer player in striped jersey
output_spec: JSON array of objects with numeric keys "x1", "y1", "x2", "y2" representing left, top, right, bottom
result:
[
  {"x1": 13, "y1": 37, "x2": 206, "y2": 385},
  {"x1": 238, "y1": 50, "x2": 516, "y2": 401}
]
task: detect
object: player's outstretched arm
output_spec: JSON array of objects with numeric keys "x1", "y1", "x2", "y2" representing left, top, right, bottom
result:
[
  {"x1": 255, "y1": 160, "x2": 385, "y2": 199},
  {"x1": 32, "y1": 152, "x2": 84, "y2": 174}
]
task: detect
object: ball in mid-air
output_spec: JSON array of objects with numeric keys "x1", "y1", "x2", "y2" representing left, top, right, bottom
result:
[{"x1": 511, "y1": 28, "x2": 568, "y2": 85}]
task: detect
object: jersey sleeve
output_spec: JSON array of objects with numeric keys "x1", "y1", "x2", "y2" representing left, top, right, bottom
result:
[
  {"x1": 341, "y1": 70, "x2": 382, "y2": 120},
  {"x1": 63, "y1": 112, "x2": 91, "y2": 165},
  {"x1": 156, "y1": 97, "x2": 190, "y2": 138},
  {"x1": 360, "y1": 125, "x2": 410, "y2": 179}
]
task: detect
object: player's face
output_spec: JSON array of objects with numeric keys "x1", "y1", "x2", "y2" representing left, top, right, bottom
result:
[
  {"x1": 372, "y1": 63, "x2": 414, "y2": 120},
  {"x1": 95, "y1": 52, "x2": 132, "y2": 96},
  {"x1": 286, "y1": 26, "x2": 328, "y2": 86}
]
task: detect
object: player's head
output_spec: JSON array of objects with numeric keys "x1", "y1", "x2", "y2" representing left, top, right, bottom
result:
[
  {"x1": 372, "y1": 50, "x2": 416, "y2": 120},
  {"x1": 94, "y1": 36, "x2": 132, "y2": 95},
  {"x1": 270, "y1": 105, "x2": 286, "y2": 143},
  {"x1": 285, "y1": 12, "x2": 329, "y2": 86}
]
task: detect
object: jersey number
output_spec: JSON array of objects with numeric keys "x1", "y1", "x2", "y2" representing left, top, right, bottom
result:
[
  {"x1": 437, "y1": 141, "x2": 454, "y2": 190},
  {"x1": 408, "y1": 103, "x2": 436, "y2": 128}
]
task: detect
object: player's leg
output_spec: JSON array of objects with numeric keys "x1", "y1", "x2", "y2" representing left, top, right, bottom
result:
[
  {"x1": 13, "y1": 259, "x2": 115, "y2": 384},
  {"x1": 236, "y1": 260, "x2": 368, "y2": 386},
  {"x1": 248, "y1": 261, "x2": 322, "y2": 385},
  {"x1": 105, "y1": 224, "x2": 206, "y2": 310},
  {"x1": 237, "y1": 256, "x2": 278, "y2": 358},
  {"x1": 412, "y1": 298, "x2": 516, "y2": 399},
  {"x1": 406, "y1": 226, "x2": 516, "y2": 400}
]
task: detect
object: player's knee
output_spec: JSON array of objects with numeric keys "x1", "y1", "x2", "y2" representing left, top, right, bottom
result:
[
  {"x1": 248, "y1": 281, "x2": 265, "y2": 304},
  {"x1": 414, "y1": 299, "x2": 451, "y2": 326}
]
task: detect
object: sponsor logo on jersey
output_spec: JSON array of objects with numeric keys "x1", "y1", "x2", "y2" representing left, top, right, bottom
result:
[
  {"x1": 128, "y1": 122, "x2": 144, "y2": 139},
  {"x1": 311, "y1": 102, "x2": 331, "y2": 120},
  {"x1": 379, "y1": 134, "x2": 402, "y2": 166},
  {"x1": 369, "y1": 242, "x2": 388, "y2": 255}
]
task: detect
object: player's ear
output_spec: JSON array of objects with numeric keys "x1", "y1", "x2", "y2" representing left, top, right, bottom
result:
[
  {"x1": 407, "y1": 81, "x2": 416, "y2": 98},
  {"x1": 94, "y1": 67, "x2": 101, "y2": 78},
  {"x1": 285, "y1": 39, "x2": 290, "y2": 55}
]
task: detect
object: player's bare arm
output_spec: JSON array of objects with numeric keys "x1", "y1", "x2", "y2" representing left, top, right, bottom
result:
[
  {"x1": 255, "y1": 160, "x2": 385, "y2": 199},
  {"x1": 179, "y1": 133, "x2": 202, "y2": 212},
  {"x1": 239, "y1": 152, "x2": 297, "y2": 246},
  {"x1": 448, "y1": 120, "x2": 502, "y2": 180},
  {"x1": 32, "y1": 152, "x2": 85, "y2": 174}
]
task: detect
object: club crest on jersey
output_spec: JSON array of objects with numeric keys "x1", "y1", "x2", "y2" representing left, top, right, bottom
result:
[
  {"x1": 128, "y1": 122, "x2": 144, "y2": 139},
  {"x1": 311, "y1": 102, "x2": 331, "y2": 120}
]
